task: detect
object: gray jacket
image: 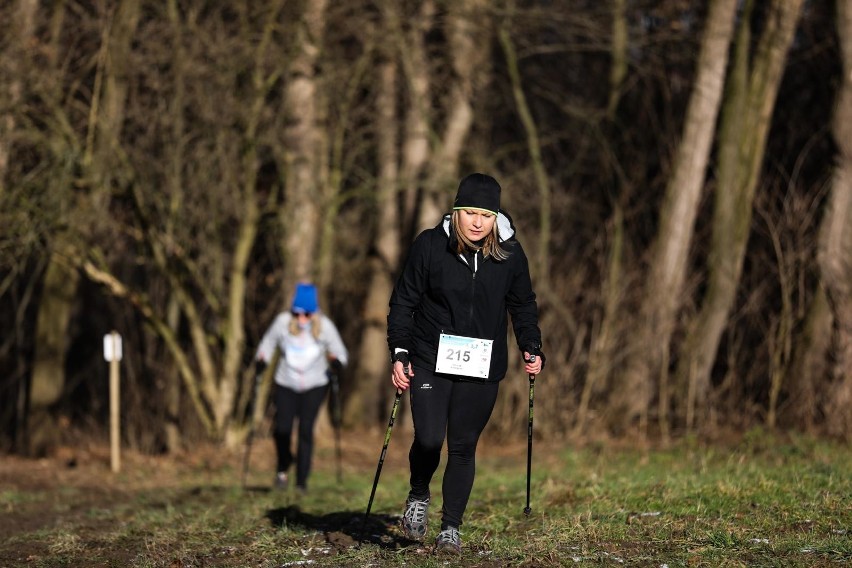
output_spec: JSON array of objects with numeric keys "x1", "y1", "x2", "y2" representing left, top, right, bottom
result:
[{"x1": 256, "y1": 312, "x2": 348, "y2": 392}]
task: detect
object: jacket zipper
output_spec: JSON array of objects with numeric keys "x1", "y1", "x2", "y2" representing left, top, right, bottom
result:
[{"x1": 469, "y1": 252, "x2": 477, "y2": 328}]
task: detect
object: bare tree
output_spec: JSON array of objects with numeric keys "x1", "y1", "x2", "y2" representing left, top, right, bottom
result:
[
  {"x1": 281, "y1": 0, "x2": 329, "y2": 288},
  {"x1": 0, "y1": 0, "x2": 37, "y2": 196},
  {"x1": 351, "y1": 0, "x2": 494, "y2": 424},
  {"x1": 674, "y1": 0, "x2": 804, "y2": 432},
  {"x1": 816, "y1": 0, "x2": 852, "y2": 439},
  {"x1": 1, "y1": 0, "x2": 846, "y2": 449},
  {"x1": 348, "y1": 1, "x2": 402, "y2": 424},
  {"x1": 27, "y1": 0, "x2": 140, "y2": 456},
  {"x1": 416, "y1": 0, "x2": 493, "y2": 229},
  {"x1": 613, "y1": 0, "x2": 739, "y2": 433}
]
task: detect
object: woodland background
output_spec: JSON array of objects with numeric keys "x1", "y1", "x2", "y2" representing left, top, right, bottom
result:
[{"x1": 2, "y1": 0, "x2": 851, "y2": 457}]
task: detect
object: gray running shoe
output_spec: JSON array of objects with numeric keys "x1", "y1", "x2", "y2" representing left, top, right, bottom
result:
[
  {"x1": 401, "y1": 496, "x2": 430, "y2": 541},
  {"x1": 274, "y1": 472, "x2": 288, "y2": 490},
  {"x1": 434, "y1": 526, "x2": 461, "y2": 554}
]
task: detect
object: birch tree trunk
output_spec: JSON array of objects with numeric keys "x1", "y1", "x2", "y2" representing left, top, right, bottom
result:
[
  {"x1": 816, "y1": 0, "x2": 852, "y2": 439},
  {"x1": 398, "y1": 0, "x2": 433, "y2": 237},
  {"x1": 28, "y1": 0, "x2": 140, "y2": 456},
  {"x1": 417, "y1": 0, "x2": 491, "y2": 229},
  {"x1": 282, "y1": 0, "x2": 328, "y2": 288},
  {"x1": 611, "y1": 0, "x2": 738, "y2": 433},
  {"x1": 674, "y1": 0, "x2": 804, "y2": 431}
]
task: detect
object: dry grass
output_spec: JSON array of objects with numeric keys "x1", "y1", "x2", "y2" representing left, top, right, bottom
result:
[{"x1": 0, "y1": 428, "x2": 849, "y2": 567}]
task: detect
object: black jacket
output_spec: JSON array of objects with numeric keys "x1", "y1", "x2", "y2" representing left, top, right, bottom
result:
[{"x1": 387, "y1": 212, "x2": 541, "y2": 382}]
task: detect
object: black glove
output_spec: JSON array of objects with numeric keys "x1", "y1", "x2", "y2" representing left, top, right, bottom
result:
[
  {"x1": 523, "y1": 342, "x2": 546, "y2": 371},
  {"x1": 329, "y1": 358, "x2": 344, "y2": 375},
  {"x1": 392, "y1": 350, "x2": 410, "y2": 372},
  {"x1": 255, "y1": 359, "x2": 268, "y2": 377}
]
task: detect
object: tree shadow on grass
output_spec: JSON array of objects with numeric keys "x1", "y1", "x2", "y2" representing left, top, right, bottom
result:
[{"x1": 266, "y1": 505, "x2": 417, "y2": 550}]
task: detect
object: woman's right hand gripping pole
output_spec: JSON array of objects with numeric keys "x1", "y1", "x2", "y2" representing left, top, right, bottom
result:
[{"x1": 391, "y1": 351, "x2": 413, "y2": 391}]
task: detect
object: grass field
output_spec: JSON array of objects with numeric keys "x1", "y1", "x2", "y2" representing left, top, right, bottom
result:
[{"x1": 0, "y1": 427, "x2": 849, "y2": 567}]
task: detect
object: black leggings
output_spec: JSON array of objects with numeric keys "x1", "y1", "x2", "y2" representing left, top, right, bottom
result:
[
  {"x1": 273, "y1": 383, "x2": 328, "y2": 488},
  {"x1": 407, "y1": 364, "x2": 500, "y2": 529}
]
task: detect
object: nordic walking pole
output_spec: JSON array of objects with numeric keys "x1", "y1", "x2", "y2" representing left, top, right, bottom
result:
[
  {"x1": 328, "y1": 364, "x2": 344, "y2": 482},
  {"x1": 524, "y1": 354, "x2": 536, "y2": 516},
  {"x1": 242, "y1": 360, "x2": 267, "y2": 488},
  {"x1": 365, "y1": 389, "x2": 402, "y2": 517},
  {"x1": 365, "y1": 362, "x2": 407, "y2": 517}
]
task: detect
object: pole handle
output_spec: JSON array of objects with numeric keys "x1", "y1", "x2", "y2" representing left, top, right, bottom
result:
[{"x1": 527, "y1": 353, "x2": 537, "y2": 383}]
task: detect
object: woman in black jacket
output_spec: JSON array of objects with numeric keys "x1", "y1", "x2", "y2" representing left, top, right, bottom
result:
[{"x1": 387, "y1": 173, "x2": 545, "y2": 554}]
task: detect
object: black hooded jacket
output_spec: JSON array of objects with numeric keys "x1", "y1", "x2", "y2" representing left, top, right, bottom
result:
[{"x1": 387, "y1": 211, "x2": 541, "y2": 382}]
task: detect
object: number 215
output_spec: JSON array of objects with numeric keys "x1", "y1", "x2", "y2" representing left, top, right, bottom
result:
[{"x1": 446, "y1": 349, "x2": 470, "y2": 362}]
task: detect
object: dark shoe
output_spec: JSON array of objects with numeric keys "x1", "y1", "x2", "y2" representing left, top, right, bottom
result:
[
  {"x1": 274, "y1": 472, "x2": 288, "y2": 490},
  {"x1": 434, "y1": 526, "x2": 461, "y2": 554},
  {"x1": 401, "y1": 496, "x2": 430, "y2": 541}
]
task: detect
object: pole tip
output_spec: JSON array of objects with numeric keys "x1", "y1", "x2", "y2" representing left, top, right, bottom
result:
[{"x1": 523, "y1": 507, "x2": 531, "y2": 516}]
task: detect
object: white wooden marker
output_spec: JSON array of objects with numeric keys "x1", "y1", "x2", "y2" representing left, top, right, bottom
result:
[{"x1": 103, "y1": 331, "x2": 122, "y2": 473}]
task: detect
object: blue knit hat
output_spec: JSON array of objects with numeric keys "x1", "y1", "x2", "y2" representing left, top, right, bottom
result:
[{"x1": 291, "y1": 283, "x2": 318, "y2": 314}]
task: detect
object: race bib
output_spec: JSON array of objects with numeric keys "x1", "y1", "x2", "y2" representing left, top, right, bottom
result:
[{"x1": 435, "y1": 333, "x2": 493, "y2": 379}]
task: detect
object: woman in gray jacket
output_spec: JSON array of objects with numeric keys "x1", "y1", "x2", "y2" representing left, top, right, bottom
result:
[{"x1": 256, "y1": 283, "x2": 348, "y2": 492}]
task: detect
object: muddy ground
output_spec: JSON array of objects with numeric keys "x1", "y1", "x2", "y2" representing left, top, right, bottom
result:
[{"x1": 0, "y1": 426, "x2": 534, "y2": 567}]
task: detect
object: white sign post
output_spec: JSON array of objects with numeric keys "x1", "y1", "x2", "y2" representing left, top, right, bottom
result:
[{"x1": 103, "y1": 331, "x2": 122, "y2": 473}]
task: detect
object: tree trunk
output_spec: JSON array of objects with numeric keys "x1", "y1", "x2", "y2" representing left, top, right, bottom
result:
[
  {"x1": 28, "y1": 0, "x2": 141, "y2": 456},
  {"x1": 0, "y1": 0, "x2": 37, "y2": 196},
  {"x1": 607, "y1": 0, "x2": 628, "y2": 119},
  {"x1": 350, "y1": 57, "x2": 401, "y2": 425},
  {"x1": 353, "y1": 0, "x2": 435, "y2": 429},
  {"x1": 498, "y1": 5, "x2": 551, "y2": 283},
  {"x1": 816, "y1": 0, "x2": 852, "y2": 439},
  {"x1": 612, "y1": 0, "x2": 738, "y2": 433},
  {"x1": 576, "y1": 206, "x2": 625, "y2": 436},
  {"x1": 397, "y1": 0, "x2": 433, "y2": 237},
  {"x1": 784, "y1": 286, "x2": 831, "y2": 432},
  {"x1": 27, "y1": 254, "x2": 79, "y2": 456},
  {"x1": 674, "y1": 0, "x2": 804, "y2": 431},
  {"x1": 353, "y1": 0, "x2": 491, "y2": 425},
  {"x1": 158, "y1": 0, "x2": 190, "y2": 453},
  {"x1": 417, "y1": 0, "x2": 490, "y2": 229},
  {"x1": 282, "y1": 0, "x2": 329, "y2": 288}
]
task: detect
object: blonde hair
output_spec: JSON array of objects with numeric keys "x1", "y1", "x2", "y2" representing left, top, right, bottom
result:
[
  {"x1": 289, "y1": 312, "x2": 322, "y2": 339},
  {"x1": 451, "y1": 210, "x2": 510, "y2": 261}
]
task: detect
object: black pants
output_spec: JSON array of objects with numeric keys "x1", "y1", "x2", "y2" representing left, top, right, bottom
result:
[
  {"x1": 407, "y1": 364, "x2": 500, "y2": 529},
  {"x1": 273, "y1": 383, "x2": 328, "y2": 488}
]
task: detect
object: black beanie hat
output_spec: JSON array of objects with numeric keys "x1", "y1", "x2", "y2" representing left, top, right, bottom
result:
[{"x1": 453, "y1": 173, "x2": 501, "y2": 215}]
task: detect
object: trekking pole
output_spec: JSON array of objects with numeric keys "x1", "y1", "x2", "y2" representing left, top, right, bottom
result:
[
  {"x1": 241, "y1": 361, "x2": 266, "y2": 488},
  {"x1": 365, "y1": 372, "x2": 405, "y2": 517},
  {"x1": 524, "y1": 355, "x2": 536, "y2": 516},
  {"x1": 329, "y1": 367, "x2": 344, "y2": 482}
]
